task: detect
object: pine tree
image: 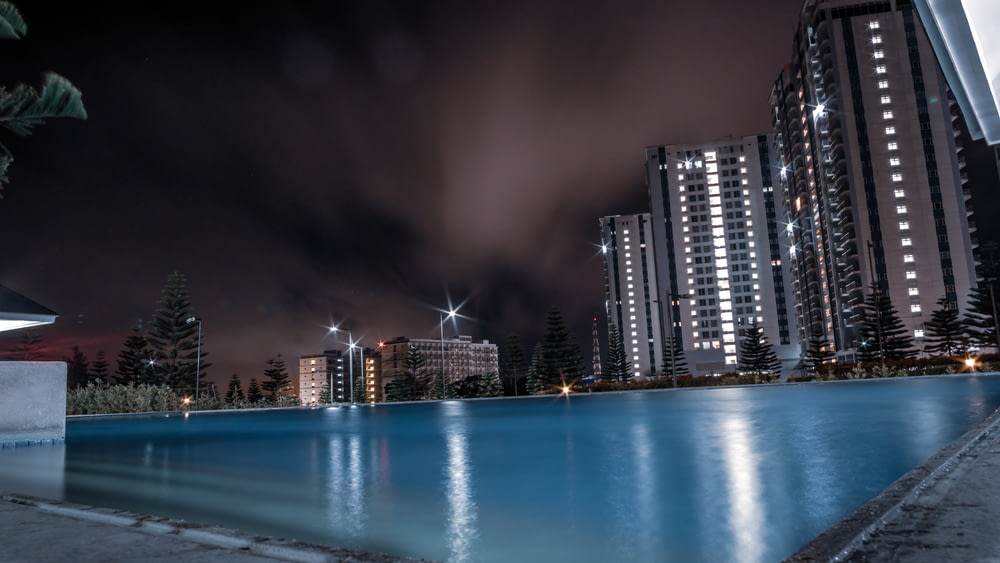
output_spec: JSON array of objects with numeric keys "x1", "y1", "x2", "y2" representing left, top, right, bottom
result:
[
  {"x1": 479, "y1": 371, "x2": 503, "y2": 397},
  {"x1": 10, "y1": 329, "x2": 43, "y2": 360},
  {"x1": 146, "y1": 272, "x2": 208, "y2": 390},
  {"x1": 63, "y1": 346, "x2": 90, "y2": 389},
  {"x1": 541, "y1": 307, "x2": 586, "y2": 387},
  {"x1": 385, "y1": 370, "x2": 424, "y2": 402},
  {"x1": 500, "y1": 333, "x2": 527, "y2": 396},
  {"x1": 89, "y1": 350, "x2": 111, "y2": 383},
  {"x1": 115, "y1": 329, "x2": 154, "y2": 384},
  {"x1": 803, "y1": 331, "x2": 835, "y2": 373},
  {"x1": 737, "y1": 320, "x2": 782, "y2": 381},
  {"x1": 225, "y1": 373, "x2": 244, "y2": 404},
  {"x1": 604, "y1": 323, "x2": 629, "y2": 382},
  {"x1": 924, "y1": 296, "x2": 968, "y2": 357},
  {"x1": 261, "y1": 355, "x2": 291, "y2": 401},
  {"x1": 318, "y1": 382, "x2": 333, "y2": 404},
  {"x1": 859, "y1": 284, "x2": 916, "y2": 362},
  {"x1": 0, "y1": 3, "x2": 87, "y2": 193},
  {"x1": 964, "y1": 282, "x2": 999, "y2": 351},
  {"x1": 661, "y1": 334, "x2": 690, "y2": 380},
  {"x1": 246, "y1": 378, "x2": 263, "y2": 403},
  {"x1": 526, "y1": 344, "x2": 547, "y2": 395}
]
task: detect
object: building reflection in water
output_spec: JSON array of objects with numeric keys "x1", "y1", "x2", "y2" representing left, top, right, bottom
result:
[
  {"x1": 718, "y1": 402, "x2": 764, "y2": 563},
  {"x1": 441, "y1": 401, "x2": 477, "y2": 563},
  {"x1": 325, "y1": 434, "x2": 366, "y2": 541}
]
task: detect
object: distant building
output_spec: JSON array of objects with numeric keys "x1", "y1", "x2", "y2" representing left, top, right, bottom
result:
[
  {"x1": 770, "y1": 0, "x2": 976, "y2": 359},
  {"x1": 378, "y1": 335, "x2": 499, "y2": 398},
  {"x1": 297, "y1": 350, "x2": 344, "y2": 405},
  {"x1": 646, "y1": 135, "x2": 800, "y2": 374},
  {"x1": 599, "y1": 213, "x2": 663, "y2": 378}
]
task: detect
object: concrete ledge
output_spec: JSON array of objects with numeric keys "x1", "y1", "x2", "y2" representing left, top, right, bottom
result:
[
  {"x1": 0, "y1": 362, "x2": 67, "y2": 444},
  {"x1": 786, "y1": 403, "x2": 1000, "y2": 561}
]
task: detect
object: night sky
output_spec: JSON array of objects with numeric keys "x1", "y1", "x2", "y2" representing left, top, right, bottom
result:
[{"x1": 2, "y1": 1, "x2": 996, "y2": 387}]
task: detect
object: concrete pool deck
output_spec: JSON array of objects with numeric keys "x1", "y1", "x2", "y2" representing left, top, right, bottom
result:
[{"x1": 0, "y1": 493, "x2": 424, "y2": 562}]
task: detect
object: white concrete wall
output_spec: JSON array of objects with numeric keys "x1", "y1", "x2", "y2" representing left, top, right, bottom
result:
[{"x1": 0, "y1": 362, "x2": 67, "y2": 445}]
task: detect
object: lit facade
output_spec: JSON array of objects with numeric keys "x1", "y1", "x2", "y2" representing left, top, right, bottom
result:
[
  {"x1": 770, "y1": 0, "x2": 976, "y2": 358},
  {"x1": 646, "y1": 135, "x2": 800, "y2": 374},
  {"x1": 297, "y1": 350, "x2": 344, "y2": 405},
  {"x1": 378, "y1": 335, "x2": 499, "y2": 397},
  {"x1": 600, "y1": 213, "x2": 662, "y2": 378}
]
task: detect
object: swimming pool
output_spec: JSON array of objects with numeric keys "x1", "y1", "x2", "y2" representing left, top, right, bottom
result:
[{"x1": 2, "y1": 375, "x2": 1000, "y2": 562}]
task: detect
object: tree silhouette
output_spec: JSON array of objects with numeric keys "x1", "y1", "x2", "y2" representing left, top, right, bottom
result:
[
  {"x1": 924, "y1": 296, "x2": 968, "y2": 357},
  {"x1": 737, "y1": 320, "x2": 781, "y2": 381}
]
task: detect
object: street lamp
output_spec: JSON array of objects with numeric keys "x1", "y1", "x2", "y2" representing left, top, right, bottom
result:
[
  {"x1": 440, "y1": 308, "x2": 457, "y2": 398},
  {"x1": 185, "y1": 316, "x2": 202, "y2": 401}
]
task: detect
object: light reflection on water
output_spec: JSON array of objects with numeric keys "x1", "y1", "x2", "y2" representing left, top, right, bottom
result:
[{"x1": 2, "y1": 375, "x2": 1000, "y2": 562}]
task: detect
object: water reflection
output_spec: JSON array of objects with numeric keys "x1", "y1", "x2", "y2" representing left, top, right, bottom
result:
[
  {"x1": 0, "y1": 443, "x2": 65, "y2": 498},
  {"x1": 324, "y1": 435, "x2": 366, "y2": 541},
  {"x1": 718, "y1": 406, "x2": 764, "y2": 563},
  {"x1": 630, "y1": 422, "x2": 658, "y2": 561},
  {"x1": 441, "y1": 401, "x2": 477, "y2": 563}
]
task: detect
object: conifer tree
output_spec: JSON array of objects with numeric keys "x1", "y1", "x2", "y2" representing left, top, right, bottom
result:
[
  {"x1": 63, "y1": 345, "x2": 89, "y2": 389},
  {"x1": 385, "y1": 370, "x2": 424, "y2": 402},
  {"x1": 803, "y1": 331, "x2": 835, "y2": 373},
  {"x1": 479, "y1": 371, "x2": 503, "y2": 397},
  {"x1": 541, "y1": 307, "x2": 586, "y2": 387},
  {"x1": 225, "y1": 374, "x2": 244, "y2": 404},
  {"x1": 661, "y1": 334, "x2": 690, "y2": 380},
  {"x1": 261, "y1": 355, "x2": 291, "y2": 400},
  {"x1": 146, "y1": 272, "x2": 208, "y2": 389},
  {"x1": 604, "y1": 323, "x2": 629, "y2": 382},
  {"x1": 526, "y1": 344, "x2": 547, "y2": 395},
  {"x1": 859, "y1": 284, "x2": 916, "y2": 362},
  {"x1": 246, "y1": 378, "x2": 263, "y2": 403},
  {"x1": 964, "y1": 282, "x2": 999, "y2": 351},
  {"x1": 89, "y1": 350, "x2": 111, "y2": 383},
  {"x1": 10, "y1": 328, "x2": 43, "y2": 360},
  {"x1": 737, "y1": 320, "x2": 782, "y2": 381},
  {"x1": 924, "y1": 296, "x2": 968, "y2": 357},
  {"x1": 500, "y1": 333, "x2": 527, "y2": 396},
  {"x1": 115, "y1": 329, "x2": 154, "y2": 384}
]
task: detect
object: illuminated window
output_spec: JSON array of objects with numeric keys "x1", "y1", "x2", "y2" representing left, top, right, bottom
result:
[
  {"x1": 888, "y1": 141, "x2": 898, "y2": 150},
  {"x1": 882, "y1": 110, "x2": 893, "y2": 120},
  {"x1": 901, "y1": 237, "x2": 912, "y2": 247},
  {"x1": 906, "y1": 270, "x2": 917, "y2": 279},
  {"x1": 880, "y1": 95, "x2": 891, "y2": 104},
  {"x1": 911, "y1": 303, "x2": 921, "y2": 313},
  {"x1": 872, "y1": 35, "x2": 883, "y2": 44},
  {"x1": 878, "y1": 79, "x2": 889, "y2": 89},
  {"x1": 870, "y1": 21, "x2": 880, "y2": 29},
  {"x1": 885, "y1": 126, "x2": 896, "y2": 135},
  {"x1": 892, "y1": 172, "x2": 903, "y2": 182},
  {"x1": 894, "y1": 188, "x2": 906, "y2": 198},
  {"x1": 899, "y1": 221, "x2": 909, "y2": 230},
  {"x1": 874, "y1": 50, "x2": 885, "y2": 59},
  {"x1": 889, "y1": 157, "x2": 900, "y2": 166},
  {"x1": 908, "y1": 287, "x2": 919, "y2": 296},
  {"x1": 896, "y1": 204, "x2": 907, "y2": 214},
  {"x1": 904, "y1": 254, "x2": 915, "y2": 263},
  {"x1": 876, "y1": 64, "x2": 887, "y2": 73}
]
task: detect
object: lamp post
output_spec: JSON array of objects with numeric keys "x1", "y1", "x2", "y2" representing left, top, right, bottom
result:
[
  {"x1": 185, "y1": 316, "x2": 202, "y2": 401},
  {"x1": 440, "y1": 309, "x2": 457, "y2": 399}
]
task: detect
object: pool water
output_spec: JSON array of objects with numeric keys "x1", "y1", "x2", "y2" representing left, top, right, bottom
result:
[{"x1": 3, "y1": 375, "x2": 1000, "y2": 562}]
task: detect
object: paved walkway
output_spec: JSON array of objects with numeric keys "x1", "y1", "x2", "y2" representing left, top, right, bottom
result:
[
  {"x1": 789, "y1": 406, "x2": 1000, "y2": 561},
  {"x1": 0, "y1": 493, "x2": 423, "y2": 563}
]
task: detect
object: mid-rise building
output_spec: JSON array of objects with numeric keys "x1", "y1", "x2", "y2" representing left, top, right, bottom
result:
[
  {"x1": 599, "y1": 213, "x2": 662, "y2": 378},
  {"x1": 770, "y1": 0, "x2": 976, "y2": 358},
  {"x1": 378, "y1": 335, "x2": 499, "y2": 397},
  {"x1": 297, "y1": 350, "x2": 344, "y2": 405},
  {"x1": 646, "y1": 135, "x2": 800, "y2": 374}
]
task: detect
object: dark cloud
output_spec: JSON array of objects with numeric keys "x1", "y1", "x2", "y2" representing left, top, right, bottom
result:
[{"x1": 1, "y1": 0, "x2": 815, "y2": 383}]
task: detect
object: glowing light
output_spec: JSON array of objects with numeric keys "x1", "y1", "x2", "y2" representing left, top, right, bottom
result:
[
  {"x1": 561, "y1": 385, "x2": 572, "y2": 395},
  {"x1": 966, "y1": 358, "x2": 977, "y2": 371},
  {"x1": 377, "y1": 340, "x2": 385, "y2": 349},
  {"x1": 812, "y1": 103, "x2": 826, "y2": 119},
  {"x1": 601, "y1": 244, "x2": 608, "y2": 254}
]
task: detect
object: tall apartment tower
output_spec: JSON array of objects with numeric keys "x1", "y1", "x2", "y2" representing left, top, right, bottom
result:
[
  {"x1": 646, "y1": 135, "x2": 799, "y2": 374},
  {"x1": 298, "y1": 350, "x2": 344, "y2": 405},
  {"x1": 770, "y1": 0, "x2": 976, "y2": 357},
  {"x1": 599, "y1": 213, "x2": 662, "y2": 378}
]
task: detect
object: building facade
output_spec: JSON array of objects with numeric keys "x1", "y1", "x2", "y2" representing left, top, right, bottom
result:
[
  {"x1": 297, "y1": 350, "x2": 344, "y2": 405},
  {"x1": 378, "y1": 335, "x2": 499, "y2": 397},
  {"x1": 646, "y1": 135, "x2": 800, "y2": 374},
  {"x1": 770, "y1": 0, "x2": 976, "y2": 358},
  {"x1": 599, "y1": 213, "x2": 662, "y2": 378}
]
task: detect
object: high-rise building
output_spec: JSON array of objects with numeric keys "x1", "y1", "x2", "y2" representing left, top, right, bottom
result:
[
  {"x1": 646, "y1": 135, "x2": 799, "y2": 374},
  {"x1": 298, "y1": 350, "x2": 344, "y2": 405},
  {"x1": 378, "y1": 335, "x2": 499, "y2": 397},
  {"x1": 770, "y1": 0, "x2": 976, "y2": 358},
  {"x1": 599, "y1": 213, "x2": 662, "y2": 378}
]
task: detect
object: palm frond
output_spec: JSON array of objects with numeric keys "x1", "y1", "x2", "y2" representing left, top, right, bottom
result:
[
  {"x1": 0, "y1": 1, "x2": 27, "y2": 40},
  {"x1": 0, "y1": 72, "x2": 88, "y2": 136}
]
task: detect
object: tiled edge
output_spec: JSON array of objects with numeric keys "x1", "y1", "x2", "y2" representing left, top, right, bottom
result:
[{"x1": 0, "y1": 438, "x2": 64, "y2": 449}]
